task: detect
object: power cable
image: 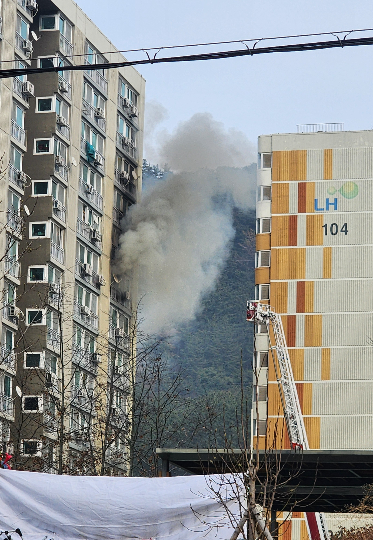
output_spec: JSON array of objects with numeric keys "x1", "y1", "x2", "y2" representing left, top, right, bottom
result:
[{"x1": 1, "y1": 30, "x2": 373, "y2": 78}]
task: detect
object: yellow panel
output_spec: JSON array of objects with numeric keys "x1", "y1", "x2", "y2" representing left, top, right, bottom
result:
[
  {"x1": 271, "y1": 281, "x2": 288, "y2": 314},
  {"x1": 255, "y1": 267, "x2": 270, "y2": 284},
  {"x1": 271, "y1": 248, "x2": 306, "y2": 280},
  {"x1": 253, "y1": 436, "x2": 266, "y2": 450},
  {"x1": 267, "y1": 417, "x2": 290, "y2": 449},
  {"x1": 271, "y1": 216, "x2": 289, "y2": 247},
  {"x1": 306, "y1": 214, "x2": 324, "y2": 246},
  {"x1": 277, "y1": 520, "x2": 292, "y2": 540},
  {"x1": 301, "y1": 520, "x2": 310, "y2": 540},
  {"x1": 321, "y1": 348, "x2": 331, "y2": 380},
  {"x1": 256, "y1": 233, "x2": 271, "y2": 251},
  {"x1": 323, "y1": 247, "x2": 332, "y2": 279},
  {"x1": 272, "y1": 182, "x2": 289, "y2": 214},
  {"x1": 305, "y1": 182, "x2": 315, "y2": 213},
  {"x1": 304, "y1": 315, "x2": 322, "y2": 347},
  {"x1": 304, "y1": 417, "x2": 320, "y2": 449},
  {"x1": 324, "y1": 149, "x2": 333, "y2": 180},
  {"x1": 289, "y1": 349, "x2": 304, "y2": 381},
  {"x1": 302, "y1": 383, "x2": 312, "y2": 414},
  {"x1": 272, "y1": 151, "x2": 307, "y2": 181},
  {"x1": 268, "y1": 382, "x2": 284, "y2": 416},
  {"x1": 304, "y1": 281, "x2": 314, "y2": 313}
]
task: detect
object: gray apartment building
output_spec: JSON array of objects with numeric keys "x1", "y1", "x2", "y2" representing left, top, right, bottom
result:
[{"x1": 0, "y1": 0, "x2": 145, "y2": 473}]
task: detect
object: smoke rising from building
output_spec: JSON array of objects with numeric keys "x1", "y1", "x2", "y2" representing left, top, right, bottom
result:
[{"x1": 117, "y1": 112, "x2": 256, "y2": 335}]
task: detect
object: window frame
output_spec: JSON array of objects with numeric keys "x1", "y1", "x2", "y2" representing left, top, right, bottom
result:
[
  {"x1": 39, "y1": 14, "x2": 57, "y2": 31},
  {"x1": 22, "y1": 395, "x2": 43, "y2": 413},
  {"x1": 27, "y1": 265, "x2": 48, "y2": 283},
  {"x1": 22, "y1": 439, "x2": 42, "y2": 456},
  {"x1": 24, "y1": 351, "x2": 45, "y2": 369},
  {"x1": 258, "y1": 152, "x2": 272, "y2": 169},
  {"x1": 34, "y1": 138, "x2": 54, "y2": 155},
  {"x1": 255, "y1": 251, "x2": 271, "y2": 268},
  {"x1": 32, "y1": 179, "x2": 52, "y2": 197},
  {"x1": 35, "y1": 96, "x2": 56, "y2": 113},
  {"x1": 29, "y1": 221, "x2": 50, "y2": 239},
  {"x1": 26, "y1": 308, "x2": 46, "y2": 326}
]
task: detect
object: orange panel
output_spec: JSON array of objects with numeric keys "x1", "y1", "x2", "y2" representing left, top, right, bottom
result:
[
  {"x1": 272, "y1": 182, "x2": 290, "y2": 214},
  {"x1": 296, "y1": 281, "x2": 305, "y2": 313},
  {"x1": 289, "y1": 249, "x2": 306, "y2": 279},
  {"x1": 253, "y1": 436, "x2": 266, "y2": 450},
  {"x1": 270, "y1": 281, "x2": 288, "y2": 314},
  {"x1": 278, "y1": 520, "x2": 292, "y2": 540},
  {"x1": 289, "y1": 349, "x2": 304, "y2": 381},
  {"x1": 323, "y1": 247, "x2": 332, "y2": 279},
  {"x1": 305, "y1": 281, "x2": 314, "y2": 313},
  {"x1": 304, "y1": 417, "x2": 320, "y2": 449},
  {"x1": 306, "y1": 214, "x2": 324, "y2": 246},
  {"x1": 256, "y1": 234, "x2": 271, "y2": 251},
  {"x1": 321, "y1": 348, "x2": 331, "y2": 380},
  {"x1": 255, "y1": 267, "x2": 270, "y2": 284},
  {"x1": 306, "y1": 183, "x2": 315, "y2": 213},
  {"x1": 272, "y1": 150, "x2": 307, "y2": 181},
  {"x1": 292, "y1": 512, "x2": 303, "y2": 519},
  {"x1": 324, "y1": 149, "x2": 333, "y2": 180},
  {"x1": 301, "y1": 520, "x2": 310, "y2": 540},
  {"x1": 271, "y1": 248, "x2": 306, "y2": 280},
  {"x1": 268, "y1": 382, "x2": 284, "y2": 416},
  {"x1": 302, "y1": 383, "x2": 312, "y2": 415},
  {"x1": 267, "y1": 417, "x2": 291, "y2": 449},
  {"x1": 272, "y1": 216, "x2": 290, "y2": 247},
  {"x1": 304, "y1": 315, "x2": 322, "y2": 347}
]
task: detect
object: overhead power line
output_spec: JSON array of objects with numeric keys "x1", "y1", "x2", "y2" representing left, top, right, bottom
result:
[{"x1": 1, "y1": 29, "x2": 373, "y2": 79}]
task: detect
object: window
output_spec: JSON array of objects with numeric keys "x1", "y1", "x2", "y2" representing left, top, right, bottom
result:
[
  {"x1": 117, "y1": 115, "x2": 136, "y2": 144},
  {"x1": 25, "y1": 352, "x2": 44, "y2": 368},
  {"x1": 22, "y1": 440, "x2": 42, "y2": 456},
  {"x1": 30, "y1": 222, "x2": 49, "y2": 238},
  {"x1": 10, "y1": 146, "x2": 22, "y2": 171},
  {"x1": 255, "y1": 251, "x2": 271, "y2": 268},
  {"x1": 12, "y1": 102, "x2": 24, "y2": 128},
  {"x1": 75, "y1": 285, "x2": 98, "y2": 315},
  {"x1": 26, "y1": 309, "x2": 45, "y2": 325},
  {"x1": 83, "y1": 82, "x2": 105, "y2": 111},
  {"x1": 37, "y1": 97, "x2": 54, "y2": 112},
  {"x1": 85, "y1": 41, "x2": 106, "y2": 78},
  {"x1": 51, "y1": 222, "x2": 64, "y2": 247},
  {"x1": 255, "y1": 284, "x2": 270, "y2": 301},
  {"x1": 8, "y1": 190, "x2": 20, "y2": 214},
  {"x1": 3, "y1": 329, "x2": 14, "y2": 352},
  {"x1": 40, "y1": 15, "x2": 56, "y2": 30},
  {"x1": 47, "y1": 354, "x2": 57, "y2": 374},
  {"x1": 56, "y1": 97, "x2": 69, "y2": 122},
  {"x1": 81, "y1": 121, "x2": 104, "y2": 154},
  {"x1": 257, "y1": 186, "x2": 271, "y2": 202},
  {"x1": 48, "y1": 265, "x2": 62, "y2": 285},
  {"x1": 4, "y1": 376, "x2": 11, "y2": 398},
  {"x1": 52, "y1": 180, "x2": 66, "y2": 205},
  {"x1": 78, "y1": 201, "x2": 100, "y2": 229},
  {"x1": 256, "y1": 218, "x2": 271, "y2": 234},
  {"x1": 76, "y1": 242, "x2": 99, "y2": 273},
  {"x1": 4, "y1": 281, "x2": 16, "y2": 307},
  {"x1": 15, "y1": 59, "x2": 27, "y2": 83},
  {"x1": 54, "y1": 138, "x2": 68, "y2": 162},
  {"x1": 32, "y1": 180, "x2": 50, "y2": 196},
  {"x1": 258, "y1": 153, "x2": 272, "y2": 169},
  {"x1": 110, "y1": 306, "x2": 129, "y2": 333},
  {"x1": 80, "y1": 163, "x2": 102, "y2": 194},
  {"x1": 23, "y1": 395, "x2": 42, "y2": 412},
  {"x1": 115, "y1": 154, "x2": 136, "y2": 179},
  {"x1": 46, "y1": 309, "x2": 59, "y2": 333},
  {"x1": 34, "y1": 139, "x2": 53, "y2": 154},
  {"x1": 16, "y1": 14, "x2": 29, "y2": 40},
  {"x1": 255, "y1": 351, "x2": 269, "y2": 368},
  {"x1": 57, "y1": 57, "x2": 71, "y2": 83},
  {"x1": 59, "y1": 16, "x2": 72, "y2": 42},
  {"x1": 74, "y1": 325, "x2": 96, "y2": 354},
  {"x1": 28, "y1": 266, "x2": 47, "y2": 283}
]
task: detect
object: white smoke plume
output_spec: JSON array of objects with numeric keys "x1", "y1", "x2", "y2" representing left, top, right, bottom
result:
[{"x1": 116, "y1": 113, "x2": 256, "y2": 336}]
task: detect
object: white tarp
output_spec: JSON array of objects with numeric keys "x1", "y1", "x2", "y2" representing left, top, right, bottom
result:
[{"x1": 0, "y1": 470, "x2": 244, "y2": 540}]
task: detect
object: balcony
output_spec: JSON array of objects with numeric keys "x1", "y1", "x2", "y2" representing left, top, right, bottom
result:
[
  {"x1": 114, "y1": 170, "x2": 137, "y2": 203},
  {"x1": 116, "y1": 132, "x2": 137, "y2": 162},
  {"x1": 73, "y1": 302, "x2": 98, "y2": 332},
  {"x1": 112, "y1": 207, "x2": 124, "y2": 227},
  {"x1": 52, "y1": 198, "x2": 66, "y2": 223},
  {"x1": 72, "y1": 346, "x2": 98, "y2": 373},
  {"x1": 50, "y1": 242, "x2": 65, "y2": 265},
  {"x1": 82, "y1": 99, "x2": 106, "y2": 132},
  {"x1": 6, "y1": 209, "x2": 22, "y2": 235},
  {"x1": 15, "y1": 32, "x2": 25, "y2": 53},
  {"x1": 109, "y1": 324, "x2": 129, "y2": 350},
  {"x1": 54, "y1": 160, "x2": 69, "y2": 182},
  {"x1": 2, "y1": 305, "x2": 19, "y2": 325},
  {"x1": 12, "y1": 78, "x2": 29, "y2": 104},
  {"x1": 56, "y1": 121, "x2": 70, "y2": 141},
  {"x1": 0, "y1": 394, "x2": 14, "y2": 418},
  {"x1": 117, "y1": 94, "x2": 139, "y2": 126},
  {"x1": 106, "y1": 446, "x2": 126, "y2": 464},
  {"x1": 110, "y1": 286, "x2": 131, "y2": 310},
  {"x1": 47, "y1": 327, "x2": 61, "y2": 349},
  {"x1": 0, "y1": 347, "x2": 16, "y2": 372},
  {"x1": 84, "y1": 62, "x2": 108, "y2": 94},
  {"x1": 8, "y1": 164, "x2": 26, "y2": 191},
  {"x1": 11, "y1": 120, "x2": 26, "y2": 147},
  {"x1": 59, "y1": 34, "x2": 73, "y2": 58},
  {"x1": 17, "y1": 0, "x2": 37, "y2": 18},
  {"x1": 43, "y1": 411, "x2": 58, "y2": 433},
  {"x1": 76, "y1": 218, "x2": 102, "y2": 250},
  {"x1": 4, "y1": 257, "x2": 20, "y2": 280},
  {"x1": 58, "y1": 74, "x2": 71, "y2": 100},
  {"x1": 71, "y1": 385, "x2": 94, "y2": 409},
  {"x1": 75, "y1": 259, "x2": 100, "y2": 289},
  {"x1": 48, "y1": 284, "x2": 62, "y2": 309},
  {"x1": 80, "y1": 138, "x2": 105, "y2": 171},
  {"x1": 78, "y1": 178, "x2": 103, "y2": 212}
]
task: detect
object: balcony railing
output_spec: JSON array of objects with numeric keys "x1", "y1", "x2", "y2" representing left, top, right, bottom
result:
[
  {"x1": 0, "y1": 347, "x2": 16, "y2": 371},
  {"x1": 76, "y1": 218, "x2": 102, "y2": 250},
  {"x1": 50, "y1": 242, "x2": 65, "y2": 265},
  {"x1": 11, "y1": 120, "x2": 26, "y2": 147},
  {"x1": 78, "y1": 178, "x2": 103, "y2": 212},
  {"x1": 17, "y1": 0, "x2": 36, "y2": 17},
  {"x1": 82, "y1": 99, "x2": 106, "y2": 132},
  {"x1": 109, "y1": 324, "x2": 129, "y2": 350},
  {"x1": 59, "y1": 34, "x2": 73, "y2": 58},
  {"x1": 112, "y1": 207, "x2": 124, "y2": 227},
  {"x1": 4, "y1": 256, "x2": 20, "y2": 279},
  {"x1": 72, "y1": 346, "x2": 98, "y2": 373},
  {"x1": 43, "y1": 411, "x2": 58, "y2": 433},
  {"x1": 52, "y1": 198, "x2": 66, "y2": 222},
  {"x1": 80, "y1": 138, "x2": 105, "y2": 171},
  {"x1": 0, "y1": 394, "x2": 14, "y2": 418},
  {"x1": 114, "y1": 169, "x2": 137, "y2": 202},
  {"x1": 116, "y1": 132, "x2": 137, "y2": 162},
  {"x1": 8, "y1": 164, "x2": 26, "y2": 191},
  {"x1": 296, "y1": 123, "x2": 344, "y2": 133},
  {"x1": 56, "y1": 121, "x2": 70, "y2": 141},
  {"x1": 15, "y1": 32, "x2": 25, "y2": 53},
  {"x1": 12, "y1": 77, "x2": 29, "y2": 103},
  {"x1": 58, "y1": 74, "x2": 71, "y2": 100},
  {"x1": 54, "y1": 160, "x2": 69, "y2": 182},
  {"x1": 110, "y1": 286, "x2": 131, "y2": 309},
  {"x1": 84, "y1": 62, "x2": 108, "y2": 94},
  {"x1": 71, "y1": 386, "x2": 94, "y2": 410},
  {"x1": 6, "y1": 209, "x2": 22, "y2": 235},
  {"x1": 73, "y1": 302, "x2": 98, "y2": 331},
  {"x1": 48, "y1": 284, "x2": 62, "y2": 309},
  {"x1": 47, "y1": 327, "x2": 61, "y2": 349},
  {"x1": 75, "y1": 259, "x2": 100, "y2": 289},
  {"x1": 2, "y1": 305, "x2": 18, "y2": 325}
]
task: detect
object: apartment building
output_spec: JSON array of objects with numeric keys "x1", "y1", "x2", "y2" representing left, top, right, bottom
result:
[{"x1": 0, "y1": 0, "x2": 145, "y2": 473}]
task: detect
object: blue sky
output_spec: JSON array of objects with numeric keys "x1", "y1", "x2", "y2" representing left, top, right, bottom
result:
[{"x1": 77, "y1": 0, "x2": 373, "y2": 154}]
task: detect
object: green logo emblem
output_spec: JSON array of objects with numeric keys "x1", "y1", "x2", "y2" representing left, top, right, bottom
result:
[{"x1": 327, "y1": 181, "x2": 359, "y2": 199}]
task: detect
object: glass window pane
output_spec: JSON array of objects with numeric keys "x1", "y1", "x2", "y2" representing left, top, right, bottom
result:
[
  {"x1": 5, "y1": 330, "x2": 13, "y2": 350},
  {"x1": 30, "y1": 267, "x2": 44, "y2": 281},
  {"x1": 35, "y1": 140, "x2": 50, "y2": 153},
  {"x1": 13, "y1": 148, "x2": 21, "y2": 170},
  {"x1": 4, "y1": 376, "x2": 11, "y2": 397},
  {"x1": 33, "y1": 181, "x2": 49, "y2": 195},
  {"x1": 38, "y1": 98, "x2": 52, "y2": 112},
  {"x1": 41, "y1": 16, "x2": 55, "y2": 29},
  {"x1": 26, "y1": 353, "x2": 41, "y2": 368},
  {"x1": 31, "y1": 223, "x2": 46, "y2": 236},
  {"x1": 50, "y1": 356, "x2": 57, "y2": 373},
  {"x1": 40, "y1": 58, "x2": 55, "y2": 69},
  {"x1": 28, "y1": 310, "x2": 43, "y2": 324}
]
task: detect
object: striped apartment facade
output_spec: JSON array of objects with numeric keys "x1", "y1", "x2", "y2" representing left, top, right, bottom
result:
[{"x1": 254, "y1": 128, "x2": 373, "y2": 452}]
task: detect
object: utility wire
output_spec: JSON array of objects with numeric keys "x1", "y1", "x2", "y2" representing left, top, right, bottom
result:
[{"x1": 1, "y1": 31, "x2": 373, "y2": 78}]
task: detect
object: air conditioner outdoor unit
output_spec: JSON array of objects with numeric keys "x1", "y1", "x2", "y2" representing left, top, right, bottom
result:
[
  {"x1": 80, "y1": 305, "x2": 90, "y2": 316},
  {"x1": 122, "y1": 97, "x2": 131, "y2": 108},
  {"x1": 83, "y1": 263, "x2": 93, "y2": 276},
  {"x1": 17, "y1": 171, "x2": 27, "y2": 184},
  {"x1": 86, "y1": 183, "x2": 93, "y2": 194},
  {"x1": 130, "y1": 106, "x2": 138, "y2": 118},
  {"x1": 22, "y1": 80, "x2": 34, "y2": 97},
  {"x1": 98, "y1": 275, "x2": 106, "y2": 286},
  {"x1": 58, "y1": 79, "x2": 69, "y2": 93},
  {"x1": 119, "y1": 171, "x2": 129, "y2": 180},
  {"x1": 57, "y1": 115, "x2": 68, "y2": 126},
  {"x1": 9, "y1": 306, "x2": 21, "y2": 318},
  {"x1": 26, "y1": 0, "x2": 38, "y2": 11},
  {"x1": 55, "y1": 155, "x2": 65, "y2": 167},
  {"x1": 53, "y1": 199, "x2": 63, "y2": 211},
  {"x1": 115, "y1": 327, "x2": 125, "y2": 338},
  {"x1": 45, "y1": 372, "x2": 53, "y2": 388},
  {"x1": 122, "y1": 137, "x2": 130, "y2": 147},
  {"x1": 49, "y1": 283, "x2": 59, "y2": 295},
  {"x1": 94, "y1": 153, "x2": 103, "y2": 167},
  {"x1": 23, "y1": 40, "x2": 33, "y2": 54},
  {"x1": 90, "y1": 229, "x2": 101, "y2": 242},
  {"x1": 94, "y1": 107, "x2": 105, "y2": 119}
]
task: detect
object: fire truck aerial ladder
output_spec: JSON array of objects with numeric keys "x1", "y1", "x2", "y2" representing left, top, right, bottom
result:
[{"x1": 247, "y1": 301, "x2": 330, "y2": 540}]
